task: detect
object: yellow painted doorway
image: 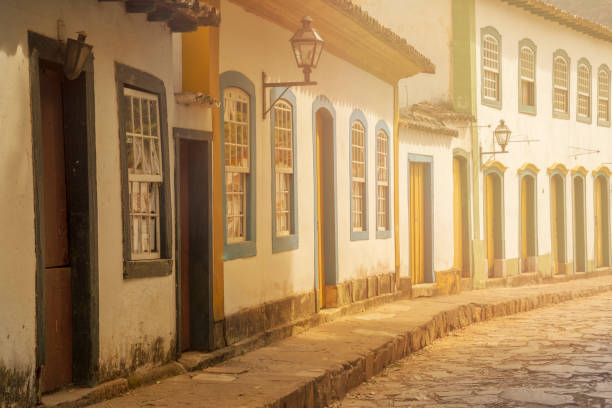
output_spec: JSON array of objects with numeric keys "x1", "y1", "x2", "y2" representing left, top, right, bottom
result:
[
  {"x1": 594, "y1": 176, "x2": 610, "y2": 268},
  {"x1": 550, "y1": 174, "x2": 566, "y2": 274},
  {"x1": 520, "y1": 175, "x2": 536, "y2": 273},
  {"x1": 485, "y1": 173, "x2": 503, "y2": 278},
  {"x1": 453, "y1": 157, "x2": 469, "y2": 276},
  {"x1": 410, "y1": 162, "x2": 425, "y2": 284}
]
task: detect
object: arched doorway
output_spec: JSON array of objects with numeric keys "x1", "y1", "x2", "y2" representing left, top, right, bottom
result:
[
  {"x1": 594, "y1": 171, "x2": 610, "y2": 268},
  {"x1": 572, "y1": 169, "x2": 587, "y2": 273},
  {"x1": 550, "y1": 171, "x2": 567, "y2": 275},
  {"x1": 408, "y1": 154, "x2": 433, "y2": 285},
  {"x1": 519, "y1": 165, "x2": 538, "y2": 273},
  {"x1": 484, "y1": 162, "x2": 506, "y2": 278},
  {"x1": 453, "y1": 154, "x2": 470, "y2": 277},
  {"x1": 313, "y1": 97, "x2": 337, "y2": 309}
]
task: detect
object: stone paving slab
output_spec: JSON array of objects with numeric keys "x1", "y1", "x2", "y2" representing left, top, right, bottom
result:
[
  {"x1": 336, "y1": 292, "x2": 612, "y2": 407},
  {"x1": 88, "y1": 275, "x2": 612, "y2": 408}
]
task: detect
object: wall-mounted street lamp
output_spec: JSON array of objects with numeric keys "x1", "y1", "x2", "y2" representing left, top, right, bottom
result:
[
  {"x1": 262, "y1": 16, "x2": 324, "y2": 119},
  {"x1": 480, "y1": 119, "x2": 511, "y2": 165},
  {"x1": 63, "y1": 32, "x2": 92, "y2": 80}
]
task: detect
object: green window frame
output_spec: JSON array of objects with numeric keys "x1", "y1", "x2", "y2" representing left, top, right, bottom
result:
[
  {"x1": 480, "y1": 26, "x2": 502, "y2": 110},
  {"x1": 552, "y1": 49, "x2": 571, "y2": 119},
  {"x1": 577, "y1": 58, "x2": 592, "y2": 124},
  {"x1": 270, "y1": 88, "x2": 299, "y2": 252},
  {"x1": 518, "y1": 38, "x2": 537, "y2": 115},
  {"x1": 598, "y1": 64, "x2": 610, "y2": 127},
  {"x1": 220, "y1": 71, "x2": 257, "y2": 260}
]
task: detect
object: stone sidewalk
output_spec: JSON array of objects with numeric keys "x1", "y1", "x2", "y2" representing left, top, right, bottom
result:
[{"x1": 84, "y1": 275, "x2": 612, "y2": 408}]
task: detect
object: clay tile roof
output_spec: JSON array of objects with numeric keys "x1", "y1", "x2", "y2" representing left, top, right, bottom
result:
[
  {"x1": 500, "y1": 0, "x2": 612, "y2": 42},
  {"x1": 399, "y1": 102, "x2": 474, "y2": 137},
  {"x1": 325, "y1": 0, "x2": 435, "y2": 74},
  {"x1": 100, "y1": 0, "x2": 220, "y2": 32}
]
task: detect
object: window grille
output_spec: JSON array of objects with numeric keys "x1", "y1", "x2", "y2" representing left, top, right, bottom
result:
[
  {"x1": 124, "y1": 88, "x2": 162, "y2": 260},
  {"x1": 351, "y1": 121, "x2": 366, "y2": 232},
  {"x1": 376, "y1": 130, "x2": 389, "y2": 231},
  {"x1": 578, "y1": 63, "x2": 591, "y2": 118},
  {"x1": 224, "y1": 87, "x2": 250, "y2": 242},
  {"x1": 553, "y1": 57, "x2": 569, "y2": 114},
  {"x1": 274, "y1": 100, "x2": 294, "y2": 236},
  {"x1": 598, "y1": 69, "x2": 610, "y2": 122},
  {"x1": 483, "y1": 35, "x2": 500, "y2": 101},
  {"x1": 520, "y1": 46, "x2": 535, "y2": 107}
]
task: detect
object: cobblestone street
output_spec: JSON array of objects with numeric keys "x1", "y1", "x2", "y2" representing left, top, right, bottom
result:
[{"x1": 334, "y1": 292, "x2": 612, "y2": 408}]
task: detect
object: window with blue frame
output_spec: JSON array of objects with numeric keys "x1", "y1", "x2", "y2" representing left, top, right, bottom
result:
[
  {"x1": 221, "y1": 71, "x2": 256, "y2": 260},
  {"x1": 271, "y1": 88, "x2": 298, "y2": 252}
]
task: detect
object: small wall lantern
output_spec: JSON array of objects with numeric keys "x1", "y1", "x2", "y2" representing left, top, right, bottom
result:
[
  {"x1": 481, "y1": 119, "x2": 511, "y2": 165},
  {"x1": 64, "y1": 32, "x2": 92, "y2": 80},
  {"x1": 262, "y1": 16, "x2": 324, "y2": 118}
]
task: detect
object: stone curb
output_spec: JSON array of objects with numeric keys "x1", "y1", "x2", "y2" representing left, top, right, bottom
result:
[{"x1": 263, "y1": 284, "x2": 612, "y2": 407}]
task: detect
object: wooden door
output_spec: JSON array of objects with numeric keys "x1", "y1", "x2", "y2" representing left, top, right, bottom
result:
[
  {"x1": 40, "y1": 67, "x2": 72, "y2": 393},
  {"x1": 485, "y1": 174, "x2": 496, "y2": 277},
  {"x1": 179, "y1": 140, "x2": 191, "y2": 352},
  {"x1": 453, "y1": 158, "x2": 463, "y2": 273},
  {"x1": 574, "y1": 178, "x2": 586, "y2": 273},
  {"x1": 316, "y1": 112, "x2": 325, "y2": 308},
  {"x1": 520, "y1": 178, "x2": 528, "y2": 273},
  {"x1": 410, "y1": 162, "x2": 425, "y2": 284}
]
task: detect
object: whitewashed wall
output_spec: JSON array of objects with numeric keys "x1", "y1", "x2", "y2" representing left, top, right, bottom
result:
[
  {"x1": 475, "y1": 0, "x2": 612, "y2": 269},
  {"x1": 220, "y1": 0, "x2": 395, "y2": 315},
  {"x1": 397, "y1": 127, "x2": 472, "y2": 279},
  {"x1": 352, "y1": 0, "x2": 453, "y2": 107},
  {"x1": 0, "y1": 0, "x2": 181, "y2": 387}
]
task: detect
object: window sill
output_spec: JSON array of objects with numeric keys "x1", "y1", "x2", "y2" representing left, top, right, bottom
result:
[
  {"x1": 350, "y1": 230, "x2": 369, "y2": 241},
  {"x1": 376, "y1": 230, "x2": 392, "y2": 239},
  {"x1": 224, "y1": 240, "x2": 256, "y2": 261},
  {"x1": 553, "y1": 111, "x2": 570, "y2": 120},
  {"x1": 519, "y1": 105, "x2": 537, "y2": 116},
  {"x1": 598, "y1": 119, "x2": 611, "y2": 128},
  {"x1": 481, "y1": 98, "x2": 502, "y2": 110},
  {"x1": 577, "y1": 115, "x2": 592, "y2": 125},
  {"x1": 124, "y1": 259, "x2": 173, "y2": 279},
  {"x1": 272, "y1": 234, "x2": 299, "y2": 253}
]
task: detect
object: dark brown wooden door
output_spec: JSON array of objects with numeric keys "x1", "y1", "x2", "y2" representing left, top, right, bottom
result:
[
  {"x1": 40, "y1": 67, "x2": 73, "y2": 393},
  {"x1": 180, "y1": 140, "x2": 191, "y2": 352}
]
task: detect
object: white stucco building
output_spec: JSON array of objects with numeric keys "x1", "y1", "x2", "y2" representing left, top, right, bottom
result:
[{"x1": 357, "y1": 0, "x2": 612, "y2": 289}]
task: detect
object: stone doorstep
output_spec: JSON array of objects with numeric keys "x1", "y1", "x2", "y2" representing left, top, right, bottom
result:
[{"x1": 40, "y1": 269, "x2": 612, "y2": 407}]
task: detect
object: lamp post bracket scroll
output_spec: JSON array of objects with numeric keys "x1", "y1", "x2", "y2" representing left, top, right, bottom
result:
[
  {"x1": 262, "y1": 16, "x2": 324, "y2": 119},
  {"x1": 480, "y1": 119, "x2": 511, "y2": 167}
]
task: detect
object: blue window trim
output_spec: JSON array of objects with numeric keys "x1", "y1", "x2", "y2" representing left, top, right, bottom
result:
[
  {"x1": 270, "y1": 88, "x2": 299, "y2": 253},
  {"x1": 376, "y1": 120, "x2": 392, "y2": 239},
  {"x1": 349, "y1": 109, "x2": 369, "y2": 241},
  {"x1": 552, "y1": 49, "x2": 571, "y2": 120},
  {"x1": 577, "y1": 57, "x2": 593, "y2": 125},
  {"x1": 312, "y1": 95, "x2": 339, "y2": 288},
  {"x1": 220, "y1": 71, "x2": 257, "y2": 260}
]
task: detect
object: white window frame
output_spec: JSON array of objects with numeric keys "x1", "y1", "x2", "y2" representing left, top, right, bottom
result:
[
  {"x1": 598, "y1": 66, "x2": 610, "y2": 125},
  {"x1": 351, "y1": 120, "x2": 366, "y2": 233},
  {"x1": 376, "y1": 129, "x2": 389, "y2": 233},
  {"x1": 577, "y1": 61, "x2": 592, "y2": 121},
  {"x1": 483, "y1": 34, "x2": 500, "y2": 102},
  {"x1": 519, "y1": 44, "x2": 535, "y2": 110},
  {"x1": 124, "y1": 87, "x2": 163, "y2": 260},
  {"x1": 553, "y1": 55, "x2": 570, "y2": 116},
  {"x1": 273, "y1": 99, "x2": 294, "y2": 238}
]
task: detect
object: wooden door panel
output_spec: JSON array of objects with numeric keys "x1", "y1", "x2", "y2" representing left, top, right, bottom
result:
[
  {"x1": 180, "y1": 141, "x2": 191, "y2": 352},
  {"x1": 453, "y1": 158, "x2": 463, "y2": 272},
  {"x1": 316, "y1": 113, "x2": 325, "y2": 309},
  {"x1": 485, "y1": 175, "x2": 495, "y2": 277},
  {"x1": 410, "y1": 163, "x2": 425, "y2": 284}
]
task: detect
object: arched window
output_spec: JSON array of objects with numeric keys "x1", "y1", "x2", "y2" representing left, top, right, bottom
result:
[
  {"x1": 482, "y1": 29, "x2": 501, "y2": 106},
  {"x1": 598, "y1": 65, "x2": 610, "y2": 125},
  {"x1": 351, "y1": 120, "x2": 366, "y2": 234},
  {"x1": 577, "y1": 59, "x2": 592, "y2": 122},
  {"x1": 519, "y1": 39, "x2": 536, "y2": 113},
  {"x1": 553, "y1": 50, "x2": 570, "y2": 117},
  {"x1": 220, "y1": 70, "x2": 257, "y2": 260},
  {"x1": 376, "y1": 127, "x2": 390, "y2": 234},
  {"x1": 273, "y1": 99, "x2": 295, "y2": 238}
]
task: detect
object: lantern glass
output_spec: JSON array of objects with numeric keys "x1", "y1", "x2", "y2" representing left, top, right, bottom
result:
[
  {"x1": 290, "y1": 16, "x2": 324, "y2": 72},
  {"x1": 493, "y1": 119, "x2": 511, "y2": 151}
]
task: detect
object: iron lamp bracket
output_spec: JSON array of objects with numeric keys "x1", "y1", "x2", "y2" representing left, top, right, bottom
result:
[{"x1": 262, "y1": 71, "x2": 316, "y2": 119}]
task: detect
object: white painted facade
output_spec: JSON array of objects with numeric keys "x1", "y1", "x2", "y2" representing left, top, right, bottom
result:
[
  {"x1": 475, "y1": 0, "x2": 612, "y2": 273},
  {"x1": 0, "y1": 0, "x2": 210, "y2": 399},
  {"x1": 219, "y1": 0, "x2": 396, "y2": 315}
]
